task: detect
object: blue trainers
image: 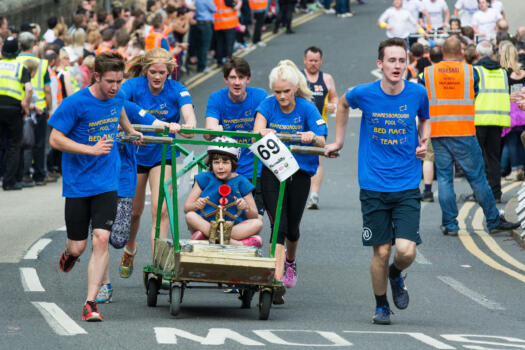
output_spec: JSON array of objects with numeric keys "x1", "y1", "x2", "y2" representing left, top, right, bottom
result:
[
  {"x1": 373, "y1": 305, "x2": 392, "y2": 325},
  {"x1": 96, "y1": 283, "x2": 113, "y2": 304},
  {"x1": 389, "y1": 270, "x2": 409, "y2": 309}
]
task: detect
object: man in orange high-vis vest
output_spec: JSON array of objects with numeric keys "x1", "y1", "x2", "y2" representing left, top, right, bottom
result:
[
  {"x1": 213, "y1": 0, "x2": 241, "y2": 66},
  {"x1": 421, "y1": 36, "x2": 518, "y2": 236},
  {"x1": 249, "y1": 0, "x2": 268, "y2": 46}
]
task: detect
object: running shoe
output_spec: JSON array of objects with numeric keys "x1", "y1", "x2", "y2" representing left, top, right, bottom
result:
[
  {"x1": 421, "y1": 191, "x2": 434, "y2": 202},
  {"x1": 372, "y1": 305, "x2": 392, "y2": 325},
  {"x1": 82, "y1": 300, "x2": 103, "y2": 321},
  {"x1": 490, "y1": 215, "x2": 520, "y2": 234},
  {"x1": 241, "y1": 235, "x2": 263, "y2": 247},
  {"x1": 96, "y1": 283, "x2": 113, "y2": 304},
  {"x1": 389, "y1": 268, "x2": 409, "y2": 309},
  {"x1": 282, "y1": 258, "x2": 297, "y2": 288},
  {"x1": 306, "y1": 194, "x2": 319, "y2": 210},
  {"x1": 59, "y1": 249, "x2": 78, "y2": 273},
  {"x1": 272, "y1": 280, "x2": 286, "y2": 305},
  {"x1": 119, "y1": 245, "x2": 137, "y2": 278}
]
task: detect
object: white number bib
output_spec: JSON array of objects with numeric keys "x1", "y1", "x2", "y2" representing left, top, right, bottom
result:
[{"x1": 249, "y1": 133, "x2": 299, "y2": 182}]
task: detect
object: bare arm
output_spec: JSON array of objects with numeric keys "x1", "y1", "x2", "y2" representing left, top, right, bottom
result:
[
  {"x1": 443, "y1": 8, "x2": 450, "y2": 28},
  {"x1": 184, "y1": 182, "x2": 207, "y2": 213},
  {"x1": 416, "y1": 117, "x2": 431, "y2": 159},
  {"x1": 49, "y1": 128, "x2": 113, "y2": 155},
  {"x1": 323, "y1": 73, "x2": 339, "y2": 113},
  {"x1": 324, "y1": 94, "x2": 350, "y2": 157},
  {"x1": 241, "y1": 193, "x2": 259, "y2": 220},
  {"x1": 22, "y1": 82, "x2": 33, "y2": 116},
  {"x1": 63, "y1": 72, "x2": 74, "y2": 97},
  {"x1": 253, "y1": 112, "x2": 274, "y2": 137},
  {"x1": 180, "y1": 103, "x2": 197, "y2": 138},
  {"x1": 234, "y1": 0, "x2": 242, "y2": 11},
  {"x1": 204, "y1": 117, "x2": 223, "y2": 140},
  {"x1": 44, "y1": 85, "x2": 52, "y2": 116}
]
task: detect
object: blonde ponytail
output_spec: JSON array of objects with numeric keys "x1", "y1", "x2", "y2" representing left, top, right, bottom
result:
[
  {"x1": 269, "y1": 59, "x2": 312, "y2": 101},
  {"x1": 125, "y1": 48, "x2": 176, "y2": 79}
]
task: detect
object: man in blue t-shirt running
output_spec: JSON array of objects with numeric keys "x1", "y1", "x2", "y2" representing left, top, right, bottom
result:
[
  {"x1": 325, "y1": 38, "x2": 431, "y2": 325},
  {"x1": 49, "y1": 52, "x2": 143, "y2": 322},
  {"x1": 205, "y1": 57, "x2": 268, "y2": 215}
]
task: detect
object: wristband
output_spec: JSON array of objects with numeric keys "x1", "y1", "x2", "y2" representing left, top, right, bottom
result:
[{"x1": 379, "y1": 22, "x2": 387, "y2": 29}]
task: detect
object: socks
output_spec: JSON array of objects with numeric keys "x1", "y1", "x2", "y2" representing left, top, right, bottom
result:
[
  {"x1": 389, "y1": 263, "x2": 402, "y2": 279},
  {"x1": 424, "y1": 184, "x2": 432, "y2": 193},
  {"x1": 375, "y1": 294, "x2": 388, "y2": 308}
]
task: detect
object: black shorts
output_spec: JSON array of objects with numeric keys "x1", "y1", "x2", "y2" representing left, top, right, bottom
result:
[
  {"x1": 359, "y1": 188, "x2": 422, "y2": 247},
  {"x1": 137, "y1": 158, "x2": 172, "y2": 174},
  {"x1": 65, "y1": 191, "x2": 118, "y2": 241}
]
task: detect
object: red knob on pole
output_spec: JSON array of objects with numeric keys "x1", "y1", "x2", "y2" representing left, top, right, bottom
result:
[{"x1": 219, "y1": 184, "x2": 231, "y2": 197}]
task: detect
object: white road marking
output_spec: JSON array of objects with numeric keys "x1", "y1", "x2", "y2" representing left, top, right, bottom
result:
[
  {"x1": 20, "y1": 268, "x2": 45, "y2": 292},
  {"x1": 343, "y1": 331, "x2": 455, "y2": 349},
  {"x1": 371, "y1": 68, "x2": 382, "y2": 79},
  {"x1": 441, "y1": 334, "x2": 525, "y2": 349},
  {"x1": 32, "y1": 302, "x2": 87, "y2": 336},
  {"x1": 145, "y1": 201, "x2": 151, "y2": 205},
  {"x1": 23, "y1": 238, "x2": 52, "y2": 260},
  {"x1": 155, "y1": 328, "x2": 264, "y2": 345},
  {"x1": 437, "y1": 275, "x2": 505, "y2": 311},
  {"x1": 461, "y1": 265, "x2": 472, "y2": 268},
  {"x1": 253, "y1": 330, "x2": 352, "y2": 346},
  {"x1": 416, "y1": 248, "x2": 432, "y2": 265}
]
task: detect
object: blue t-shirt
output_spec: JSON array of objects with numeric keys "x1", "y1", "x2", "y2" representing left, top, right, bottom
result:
[
  {"x1": 195, "y1": 172, "x2": 255, "y2": 224},
  {"x1": 255, "y1": 96, "x2": 328, "y2": 177},
  {"x1": 120, "y1": 76, "x2": 193, "y2": 166},
  {"x1": 345, "y1": 80, "x2": 430, "y2": 192},
  {"x1": 48, "y1": 87, "x2": 124, "y2": 198},
  {"x1": 206, "y1": 87, "x2": 268, "y2": 180},
  {"x1": 116, "y1": 101, "x2": 156, "y2": 198}
]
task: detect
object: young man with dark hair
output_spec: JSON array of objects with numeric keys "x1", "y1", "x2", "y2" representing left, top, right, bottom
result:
[
  {"x1": 302, "y1": 46, "x2": 338, "y2": 210},
  {"x1": 205, "y1": 57, "x2": 267, "y2": 213},
  {"x1": 326, "y1": 38, "x2": 431, "y2": 325},
  {"x1": 49, "y1": 52, "x2": 143, "y2": 322}
]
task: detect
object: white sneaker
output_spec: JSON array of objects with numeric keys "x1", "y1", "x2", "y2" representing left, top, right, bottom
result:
[
  {"x1": 324, "y1": 8, "x2": 335, "y2": 14},
  {"x1": 257, "y1": 41, "x2": 267, "y2": 47},
  {"x1": 342, "y1": 12, "x2": 353, "y2": 18}
]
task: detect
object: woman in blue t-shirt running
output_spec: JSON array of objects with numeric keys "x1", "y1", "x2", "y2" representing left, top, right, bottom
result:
[
  {"x1": 253, "y1": 60, "x2": 327, "y2": 304},
  {"x1": 118, "y1": 48, "x2": 197, "y2": 278},
  {"x1": 184, "y1": 137, "x2": 263, "y2": 246}
]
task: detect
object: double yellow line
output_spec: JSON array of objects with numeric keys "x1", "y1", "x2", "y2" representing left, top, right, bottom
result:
[
  {"x1": 184, "y1": 10, "x2": 323, "y2": 90},
  {"x1": 457, "y1": 181, "x2": 525, "y2": 283}
]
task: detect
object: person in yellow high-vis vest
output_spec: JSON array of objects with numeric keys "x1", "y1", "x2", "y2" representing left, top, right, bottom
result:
[
  {"x1": 0, "y1": 37, "x2": 33, "y2": 191},
  {"x1": 471, "y1": 40, "x2": 510, "y2": 203},
  {"x1": 16, "y1": 31, "x2": 53, "y2": 186}
]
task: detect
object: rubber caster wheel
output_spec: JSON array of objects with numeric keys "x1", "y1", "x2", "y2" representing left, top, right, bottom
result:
[
  {"x1": 240, "y1": 289, "x2": 254, "y2": 309},
  {"x1": 147, "y1": 278, "x2": 159, "y2": 307},
  {"x1": 170, "y1": 285, "x2": 182, "y2": 316},
  {"x1": 258, "y1": 290, "x2": 272, "y2": 320}
]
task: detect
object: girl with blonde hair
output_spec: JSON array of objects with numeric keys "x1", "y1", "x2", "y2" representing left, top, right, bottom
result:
[
  {"x1": 499, "y1": 42, "x2": 525, "y2": 181},
  {"x1": 118, "y1": 48, "x2": 197, "y2": 278},
  {"x1": 253, "y1": 59, "x2": 327, "y2": 304}
]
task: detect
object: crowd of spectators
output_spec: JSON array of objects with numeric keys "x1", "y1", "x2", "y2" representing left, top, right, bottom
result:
[{"x1": 1, "y1": 0, "x2": 360, "y2": 189}]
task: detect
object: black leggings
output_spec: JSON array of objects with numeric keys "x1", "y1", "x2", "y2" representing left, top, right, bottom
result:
[{"x1": 261, "y1": 167, "x2": 311, "y2": 245}]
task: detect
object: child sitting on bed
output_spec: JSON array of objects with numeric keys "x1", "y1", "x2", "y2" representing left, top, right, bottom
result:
[{"x1": 184, "y1": 137, "x2": 263, "y2": 247}]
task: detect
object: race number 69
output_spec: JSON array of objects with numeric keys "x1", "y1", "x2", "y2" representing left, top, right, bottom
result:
[{"x1": 257, "y1": 138, "x2": 280, "y2": 160}]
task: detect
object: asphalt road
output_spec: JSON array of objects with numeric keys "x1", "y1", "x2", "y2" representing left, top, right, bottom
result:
[{"x1": 3, "y1": 1, "x2": 525, "y2": 349}]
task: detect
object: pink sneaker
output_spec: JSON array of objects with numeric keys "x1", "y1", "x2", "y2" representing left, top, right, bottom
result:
[
  {"x1": 241, "y1": 235, "x2": 263, "y2": 247},
  {"x1": 190, "y1": 231, "x2": 206, "y2": 240},
  {"x1": 282, "y1": 258, "x2": 297, "y2": 288}
]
